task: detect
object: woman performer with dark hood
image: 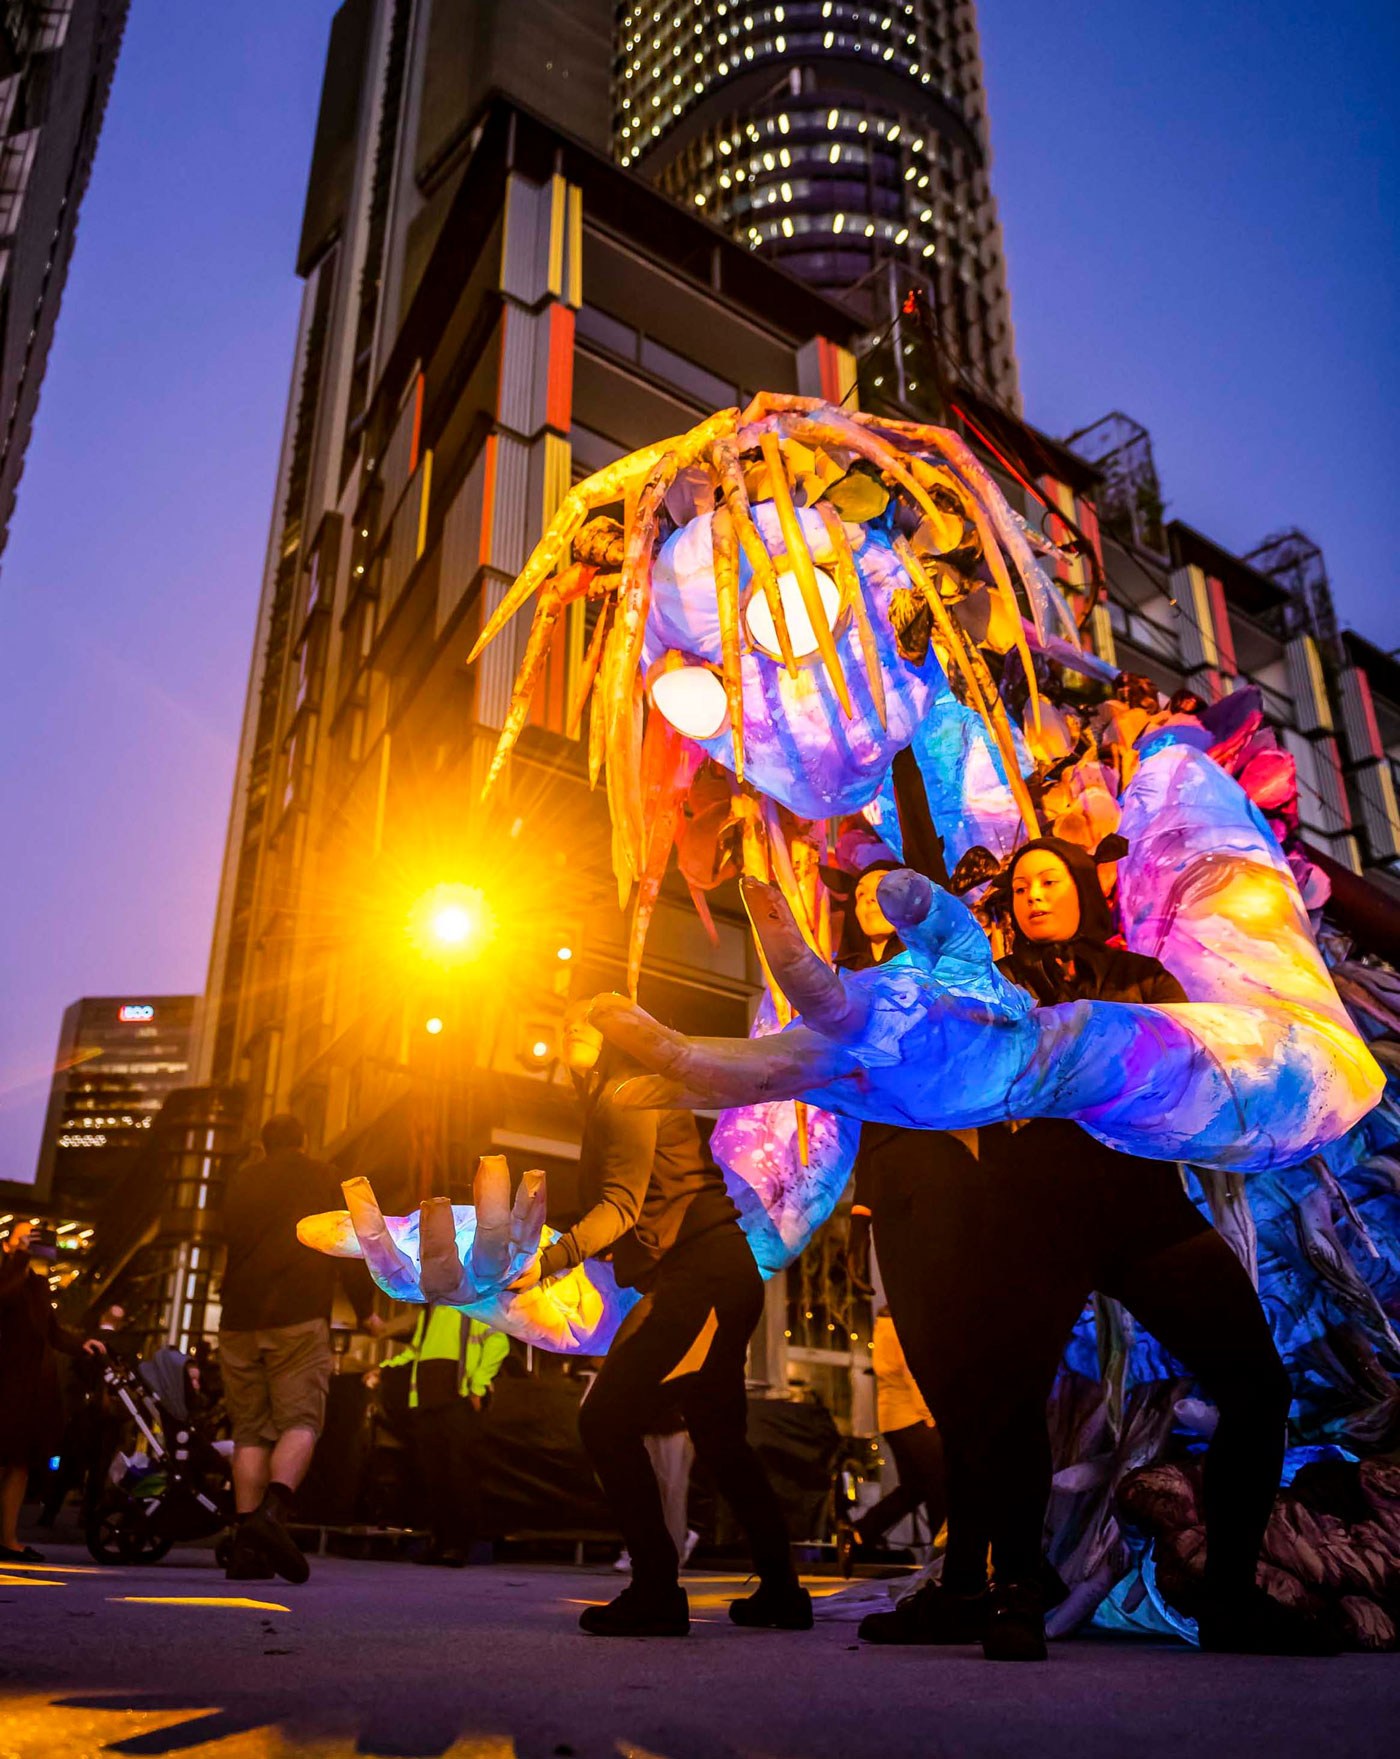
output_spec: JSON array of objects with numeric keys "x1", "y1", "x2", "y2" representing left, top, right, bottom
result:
[
  {"x1": 510, "y1": 1001, "x2": 808, "y2": 1638},
  {"x1": 851, "y1": 833, "x2": 1333, "y2": 1660}
]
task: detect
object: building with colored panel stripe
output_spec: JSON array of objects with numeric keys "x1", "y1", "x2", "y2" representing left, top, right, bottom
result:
[
  {"x1": 194, "y1": 5, "x2": 871, "y2": 1411},
  {"x1": 614, "y1": 0, "x2": 1019, "y2": 409},
  {"x1": 1058, "y1": 414, "x2": 1400, "y2": 891},
  {"x1": 923, "y1": 392, "x2": 1397, "y2": 892},
  {"x1": 1332, "y1": 633, "x2": 1400, "y2": 871}
]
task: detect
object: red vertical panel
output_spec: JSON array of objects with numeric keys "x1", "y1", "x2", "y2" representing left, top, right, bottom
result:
[
  {"x1": 819, "y1": 338, "x2": 841, "y2": 404},
  {"x1": 1036, "y1": 477, "x2": 1075, "y2": 586},
  {"x1": 477, "y1": 436, "x2": 497, "y2": 569},
  {"x1": 1206, "y1": 575, "x2": 1237, "y2": 678},
  {"x1": 409, "y1": 374, "x2": 424, "y2": 474},
  {"x1": 1074, "y1": 494, "x2": 1103, "y2": 575},
  {"x1": 1356, "y1": 667, "x2": 1384, "y2": 761},
  {"x1": 547, "y1": 304, "x2": 575, "y2": 432}
]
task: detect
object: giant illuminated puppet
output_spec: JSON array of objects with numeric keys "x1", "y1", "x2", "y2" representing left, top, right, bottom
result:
[{"x1": 301, "y1": 394, "x2": 1384, "y2": 1361}]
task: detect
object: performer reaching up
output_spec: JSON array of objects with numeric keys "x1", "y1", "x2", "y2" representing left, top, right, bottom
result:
[
  {"x1": 857, "y1": 837, "x2": 1336, "y2": 1659},
  {"x1": 510, "y1": 1001, "x2": 809, "y2": 1638}
]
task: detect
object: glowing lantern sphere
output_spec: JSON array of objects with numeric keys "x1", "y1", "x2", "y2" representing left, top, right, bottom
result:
[
  {"x1": 744, "y1": 566, "x2": 840, "y2": 660},
  {"x1": 650, "y1": 660, "x2": 728, "y2": 739}
]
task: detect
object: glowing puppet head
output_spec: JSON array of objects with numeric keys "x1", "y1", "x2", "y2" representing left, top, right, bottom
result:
[
  {"x1": 642, "y1": 501, "x2": 937, "y2": 818},
  {"x1": 467, "y1": 394, "x2": 1083, "y2": 990}
]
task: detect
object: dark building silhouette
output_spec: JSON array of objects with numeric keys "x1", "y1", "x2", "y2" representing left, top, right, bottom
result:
[
  {"x1": 0, "y1": 1, "x2": 128, "y2": 562},
  {"x1": 35, "y1": 994, "x2": 195, "y2": 1215}
]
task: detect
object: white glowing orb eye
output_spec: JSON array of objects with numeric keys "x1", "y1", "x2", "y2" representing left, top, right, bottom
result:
[
  {"x1": 650, "y1": 663, "x2": 729, "y2": 739},
  {"x1": 744, "y1": 566, "x2": 841, "y2": 659}
]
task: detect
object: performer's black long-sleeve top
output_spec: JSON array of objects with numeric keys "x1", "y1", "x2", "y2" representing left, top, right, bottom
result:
[
  {"x1": 539, "y1": 1055, "x2": 739, "y2": 1289},
  {"x1": 845, "y1": 746, "x2": 966, "y2": 1213}
]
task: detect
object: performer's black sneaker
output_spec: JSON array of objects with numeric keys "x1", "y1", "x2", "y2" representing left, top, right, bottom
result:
[
  {"x1": 1198, "y1": 1589, "x2": 1342, "y2": 1656},
  {"x1": 224, "y1": 1533, "x2": 275, "y2": 1582},
  {"x1": 728, "y1": 1580, "x2": 814, "y2": 1630},
  {"x1": 859, "y1": 1581, "x2": 987, "y2": 1645},
  {"x1": 579, "y1": 1582, "x2": 690, "y2": 1637},
  {"x1": 239, "y1": 1506, "x2": 310, "y2": 1585},
  {"x1": 982, "y1": 1581, "x2": 1047, "y2": 1662}
]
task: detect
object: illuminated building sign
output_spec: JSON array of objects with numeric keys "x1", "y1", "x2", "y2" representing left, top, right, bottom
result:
[{"x1": 118, "y1": 1004, "x2": 154, "y2": 1022}]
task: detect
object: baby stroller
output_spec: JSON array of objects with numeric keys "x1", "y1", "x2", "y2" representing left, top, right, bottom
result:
[{"x1": 85, "y1": 1348, "x2": 234, "y2": 1564}]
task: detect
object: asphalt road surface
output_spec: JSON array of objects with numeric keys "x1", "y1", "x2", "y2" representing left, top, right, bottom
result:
[{"x1": 1, "y1": 1546, "x2": 1397, "y2": 1758}]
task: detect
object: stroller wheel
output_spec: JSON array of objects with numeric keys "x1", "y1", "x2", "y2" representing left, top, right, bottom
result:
[{"x1": 86, "y1": 1493, "x2": 174, "y2": 1566}]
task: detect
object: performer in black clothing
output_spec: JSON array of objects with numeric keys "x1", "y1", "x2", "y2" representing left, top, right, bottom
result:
[
  {"x1": 511, "y1": 1002, "x2": 808, "y2": 1638},
  {"x1": 849, "y1": 831, "x2": 1332, "y2": 1659}
]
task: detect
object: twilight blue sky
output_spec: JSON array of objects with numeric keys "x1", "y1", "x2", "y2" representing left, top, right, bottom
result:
[{"x1": 0, "y1": 1, "x2": 1396, "y2": 1182}]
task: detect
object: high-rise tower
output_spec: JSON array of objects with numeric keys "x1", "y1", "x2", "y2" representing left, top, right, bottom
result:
[{"x1": 612, "y1": 1, "x2": 1018, "y2": 407}]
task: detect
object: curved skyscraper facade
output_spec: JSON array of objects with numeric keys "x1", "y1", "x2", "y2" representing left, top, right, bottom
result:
[{"x1": 612, "y1": 0, "x2": 1019, "y2": 407}]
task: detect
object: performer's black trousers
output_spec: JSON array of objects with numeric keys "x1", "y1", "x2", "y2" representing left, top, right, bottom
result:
[
  {"x1": 578, "y1": 1224, "x2": 794, "y2": 1594},
  {"x1": 412, "y1": 1399, "x2": 482, "y2": 1554},
  {"x1": 873, "y1": 1132, "x2": 1291, "y2": 1601},
  {"x1": 857, "y1": 1419, "x2": 947, "y2": 1548}
]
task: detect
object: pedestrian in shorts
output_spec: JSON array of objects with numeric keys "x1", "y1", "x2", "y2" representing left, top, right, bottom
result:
[{"x1": 218, "y1": 1114, "x2": 379, "y2": 1582}]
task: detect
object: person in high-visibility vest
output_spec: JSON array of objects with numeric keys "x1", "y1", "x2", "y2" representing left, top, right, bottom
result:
[{"x1": 382, "y1": 1305, "x2": 507, "y2": 1567}]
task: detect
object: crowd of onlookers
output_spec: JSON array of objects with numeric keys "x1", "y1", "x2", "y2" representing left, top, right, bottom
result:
[
  {"x1": 1, "y1": 1108, "x2": 938, "y2": 1603},
  {"x1": 0, "y1": 1116, "x2": 537, "y2": 1579}
]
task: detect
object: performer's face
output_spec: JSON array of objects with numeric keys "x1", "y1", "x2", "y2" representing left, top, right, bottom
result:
[
  {"x1": 563, "y1": 1012, "x2": 604, "y2": 1075},
  {"x1": 853, "y1": 871, "x2": 896, "y2": 942},
  {"x1": 1012, "y1": 850, "x2": 1081, "y2": 943}
]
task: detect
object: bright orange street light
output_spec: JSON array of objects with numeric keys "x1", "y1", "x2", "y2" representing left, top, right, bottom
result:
[{"x1": 406, "y1": 882, "x2": 498, "y2": 968}]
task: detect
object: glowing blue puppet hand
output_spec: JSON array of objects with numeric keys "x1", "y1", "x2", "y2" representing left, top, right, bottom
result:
[
  {"x1": 600, "y1": 803, "x2": 1384, "y2": 1174},
  {"x1": 704, "y1": 875, "x2": 1040, "y2": 1272},
  {"x1": 596, "y1": 870, "x2": 1039, "y2": 1134},
  {"x1": 296, "y1": 1158, "x2": 639, "y2": 1354}
]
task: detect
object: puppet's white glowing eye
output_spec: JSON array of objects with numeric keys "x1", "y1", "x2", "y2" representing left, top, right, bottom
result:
[
  {"x1": 744, "y1": 566, "x2": 840, "y2": 660},
  {"x1": 650, "y1": 663, "x2": 728, "y2": 738}
]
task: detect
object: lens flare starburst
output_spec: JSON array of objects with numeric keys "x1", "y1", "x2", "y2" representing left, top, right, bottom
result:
[{"x1": 407, "y1": 883, "x2": 497, "y2": 967}]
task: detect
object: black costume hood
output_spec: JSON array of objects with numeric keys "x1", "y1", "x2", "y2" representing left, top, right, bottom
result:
[
  {"x1": 999, "y1": 836, "x2": 1120, "y2": 1006},
  {"x1": 826, "y1": 859, "x2": 906, "y2": 970}
]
